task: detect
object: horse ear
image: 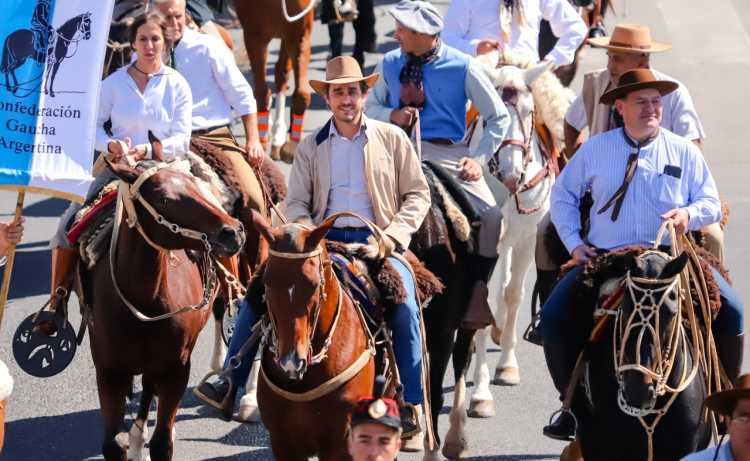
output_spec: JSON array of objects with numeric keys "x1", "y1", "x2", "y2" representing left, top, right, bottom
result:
[
  {"x1": 523, "y1": 60, "x2": 553, "y2": 87},
  {"x1": 662, "y1": 252, "x2": 689, "y2": 279},
  {"x1": 308, "y1": 217, "x2": 337, "y2": 248},
  {"x1": 148, "y1": 131, "x2": 165, "y2": 162},
  {"x1": 252, "y1": 210, "x2": 276, "y2": 244},
  {"x1": 623, "y1": 252, "x2": 641, "y2": 272},
  {"x1": 105, "y1": 159, "x2": 140, "y2": 184}
]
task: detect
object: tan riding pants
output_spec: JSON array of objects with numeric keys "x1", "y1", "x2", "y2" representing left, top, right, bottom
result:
[
  {"x1": 420, "y1": 141, "x2": 503, "y2": 257},
  {"x1": 193, "y1": 127, "x2": 265, "y2": 223},
  {"x1": 534, "y1": 213, "x2": 726, "y2": 269}
]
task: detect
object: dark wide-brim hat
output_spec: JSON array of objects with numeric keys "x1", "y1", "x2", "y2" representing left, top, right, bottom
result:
[
  {"x1": 705, "y1": 373, "x2": 750, "y2": 417},
  {"x1": 309, "y1": 56, "x2": 379, "y2": 96},
  {"x1": 599, "y1": 69, "x2": 679, "y2": 105}
]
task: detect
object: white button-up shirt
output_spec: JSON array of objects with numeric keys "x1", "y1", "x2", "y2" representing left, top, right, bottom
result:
[
  {"x1": 173, "y1": 28, "x2": 257, "y2": 130},
  {"x1": 442, "y1": 0, "x2": 587, "y2": 66},
  {"x1": 565, "y1": 68, "x2": 706, "y2": 141},
  {"x1": 323, "y1": 116, "x2": 377, "y2": 228},
  {"x1": 95, "y1": 64, "x2": 192, "y2": 159},
  {"x1": 551, "y1": 128, "x2": 721, "y2": 253}
]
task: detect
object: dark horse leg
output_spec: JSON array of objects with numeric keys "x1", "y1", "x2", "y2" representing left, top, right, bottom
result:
[
  {"x1": 96, "y1": 369, "x2": 132, "y2": 461},
  {"x1": 279, "y1": 26, "x2": 312, "y2": 163},
  {"x1": 46, "y1": 59, "x2": 63, "y2": 97},
  {"x1": 442, "y1": 327, "x2": 476, "y2": 460},
  {"x1": 149, "y1": 363, "x2": 191, "y2": 461},
  {"x1": 128, "y1": 377, "x2": 155, "y2": 461}
]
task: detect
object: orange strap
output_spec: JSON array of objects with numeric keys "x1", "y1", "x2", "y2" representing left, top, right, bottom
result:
[{"x1": 466, "y1": 104, "x2": 480, "y2": 127}]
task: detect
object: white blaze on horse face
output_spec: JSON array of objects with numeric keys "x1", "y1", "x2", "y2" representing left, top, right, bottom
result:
[{"x1": 288, "y1": 286, "x2": 294, "y2": 302}]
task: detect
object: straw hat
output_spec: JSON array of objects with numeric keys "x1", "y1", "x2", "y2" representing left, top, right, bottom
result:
[
  {"x1": 705, "y1": 373, "x2": 750, "y2": 417},
  {"x1": 309, "y1": 56, "x2": 379, "y2": 96},
  {"x1": 599, "y1": 69, "x2": 679, "y2": 105},
  {"x1": 588, "y1": 24, "x2": 673, "y2": 54}
]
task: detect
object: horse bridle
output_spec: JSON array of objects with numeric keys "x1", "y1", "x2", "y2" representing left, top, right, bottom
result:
[{"x1": 110, "y1": 160, "x2": 223, "y2": 322}]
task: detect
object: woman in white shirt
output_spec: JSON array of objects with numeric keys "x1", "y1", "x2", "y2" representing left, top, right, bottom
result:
[{"x1": 47, "y1": 11, "x2": 193, "y2": 308}]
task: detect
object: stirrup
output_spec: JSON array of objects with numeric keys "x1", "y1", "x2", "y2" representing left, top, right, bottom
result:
[
  {"x1": 546, "y1": 408, "x2": 578, "y2": 442},
  {"x1": 194, "y1": 370, "x2": 235, "y2": 411},
  {"x1": 523, "y1": 314, "x2": 543, "y2": 346}
]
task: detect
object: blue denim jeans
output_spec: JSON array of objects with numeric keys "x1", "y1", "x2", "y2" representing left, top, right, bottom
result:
[
  {"x1": 221, "y1": 227, "x2": 424, "y2": 404},
  {"x1": 540, "y1": 264, "x2": 744, "y2": 345}
]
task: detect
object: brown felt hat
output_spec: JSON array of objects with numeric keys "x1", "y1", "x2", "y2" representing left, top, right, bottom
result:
[
  {"x1": 599, "y1": 69, "x2": 679, "y2": 105},
  {"x1": 705, "y1": 373, "x2": 750, "y2": 417},
  {"x1": 588, "y1": 24, "x2": 673, "y2": 54},
  {"x1": 309, "y1": 56, "x2": 379, "y2": 96}
]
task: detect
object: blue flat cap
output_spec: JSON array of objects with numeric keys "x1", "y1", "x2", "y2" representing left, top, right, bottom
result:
[{"x1": 389, "y1": 1, "x2": 444, "y2": 35}]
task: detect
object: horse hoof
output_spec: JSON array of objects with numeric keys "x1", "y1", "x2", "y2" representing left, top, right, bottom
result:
[
  {"x1": 560, "y1": 440, "x2": 583, "y2": 461},
  {"x1": 490, "y1": 326, "x2": 502, "y2": 345},
  {"x1": 237, "y1": 394, "x2": 261, "y2": 423},
  {"x1": 442, "y1": 439, "x2": 468, "y2": 460},
  {"x1": 270, "y1": 145, "x2": 281, "y2": 160},
  {"x1": 280, "y1": 139, "x2": 299, "y2": 164},
  {"x1": 400, "y1": 432, "x2": 424, "y2": 452},
  {"x1": 467, "y1": 399, "x2": 495, "y2": 418},
  {"x1": 493, "y1": 366, "x2": 520, "y2": 386}
]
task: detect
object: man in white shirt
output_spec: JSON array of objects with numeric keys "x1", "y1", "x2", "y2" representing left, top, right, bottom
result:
[
  {"x1": 156, "y1": 0, "x2": 266, "y2": 223},
  {"x1": 442, "y1": 0, "x2": 587, "y2": 68}
]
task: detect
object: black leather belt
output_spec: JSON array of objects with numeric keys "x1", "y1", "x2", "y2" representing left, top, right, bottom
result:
[
  {"x1": 331, "y1": 226, "x2": 369, "y2": 232},
  {"x1": 425, "y1": 138, "x2": 454, "y2": 145},
  {"x1": 191, "y1": 124, "x2": 231, "y2": 136}
]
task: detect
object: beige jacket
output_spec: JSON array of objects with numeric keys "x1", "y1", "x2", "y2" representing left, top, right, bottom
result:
[
  {"x1": 582, "y1": 69, "x2": 612, "y2": 138},
  {"x1": 285, "y1": 115, "x2": 431, "y2": 249}
]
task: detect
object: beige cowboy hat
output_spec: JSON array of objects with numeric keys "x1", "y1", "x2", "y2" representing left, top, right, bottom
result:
[
  {"x1": 309, "y1": 56, "x2": 379, "y2": 96},
  {"x1": 705, "y1": 373, "x2": 750, "y2": 417},
  {"x1": 588, "y1": 24, "x2": 673, "y2": 54},
  {"x1": 599, "y1": 69, "x2": 679, "y2": 105}
]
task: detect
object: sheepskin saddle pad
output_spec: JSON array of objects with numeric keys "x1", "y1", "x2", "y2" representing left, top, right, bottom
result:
[{"x1": 246, "y1": 241, "x2": 443, "y2": 325}]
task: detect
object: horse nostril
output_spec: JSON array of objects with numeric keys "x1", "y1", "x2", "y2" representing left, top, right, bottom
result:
[{"x1": 217, "y1": 227, "x2": 238, "y2": 245}]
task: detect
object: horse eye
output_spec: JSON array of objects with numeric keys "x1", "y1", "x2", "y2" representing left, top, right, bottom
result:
[{"x1": 668, "y1": 291, "x2": 677, "y2": 301}]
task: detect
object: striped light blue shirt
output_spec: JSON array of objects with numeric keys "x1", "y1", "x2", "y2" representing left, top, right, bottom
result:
[
  {"x1": 682, "y1": 443, "x2": 736, "y2": 461},
  {"x1": 551, "y1": 128, "x2": 721, "y2": 253}
]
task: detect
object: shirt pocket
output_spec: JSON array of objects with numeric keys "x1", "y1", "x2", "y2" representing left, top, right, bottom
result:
[{"x1": 639, "y1": 168, "x2": 685, "y2": 208}]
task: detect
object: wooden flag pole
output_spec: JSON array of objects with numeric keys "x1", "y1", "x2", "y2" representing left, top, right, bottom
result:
[{"x1": 0, "y1": 191, "x2": 26, "y2": 332}]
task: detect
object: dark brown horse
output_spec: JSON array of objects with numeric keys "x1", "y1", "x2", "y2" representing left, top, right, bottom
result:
[
  {"x1": 235, "y1": 0, "x2": 314, "y2": 163},
  {"x1": 79, "y1": 152, "x2": 245, "y2": 461},
  {"x1": 252, "y1": 212, "x2": 376, "y2": 460}
]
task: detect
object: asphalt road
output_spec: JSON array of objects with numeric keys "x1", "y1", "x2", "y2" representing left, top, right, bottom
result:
[{"x1": 1, "y1": 0, "x2": 749, "y2": 459}]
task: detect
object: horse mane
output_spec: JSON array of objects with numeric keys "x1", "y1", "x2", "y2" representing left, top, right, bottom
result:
[{"x1": 59, "y1": 13, "x2": 87, "y2": 33}]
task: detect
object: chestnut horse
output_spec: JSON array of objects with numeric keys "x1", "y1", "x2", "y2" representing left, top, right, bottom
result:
[
  {"x1": 235, "y1": 0, "x2": 314, "y2": 163},
  {"x1": 79, "y1": 156, "x2": 245, "y2": 461},
  {"x1": 251, "y1": 212, "x2": 376, "y2": 460}
]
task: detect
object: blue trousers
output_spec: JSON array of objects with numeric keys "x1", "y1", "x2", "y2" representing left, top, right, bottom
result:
[
  {"x1": 222, "y1": 228, "x2": 424, "y2": 404},
  {"x1": 540, "y1": 264, "x2": 744, "y2": 345}
]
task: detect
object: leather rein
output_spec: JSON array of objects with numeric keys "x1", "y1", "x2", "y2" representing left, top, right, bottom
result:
[{"x1": 110, "y1": 160, "x2": 218, "y2": 322}]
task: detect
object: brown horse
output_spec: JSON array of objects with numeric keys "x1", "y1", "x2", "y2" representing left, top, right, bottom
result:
[
  {"x1": 235, "y1": 0, "x2": 314, "y2": 163},
  {"x1": 79, "y1": 154, "x2": 245, "y2": 461},
  {"x1": 252, "y1": 212, "x2": 376, "y2": 460}
]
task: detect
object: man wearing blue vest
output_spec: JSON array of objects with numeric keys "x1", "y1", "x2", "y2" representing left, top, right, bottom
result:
[{"x1": 366, "y1": 0, "x2": 510, "y2": 327}]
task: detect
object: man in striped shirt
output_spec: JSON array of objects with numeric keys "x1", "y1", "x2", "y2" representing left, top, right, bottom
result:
[{"x1": 539, "y1": 69, "x2": 744, "y2": 440}]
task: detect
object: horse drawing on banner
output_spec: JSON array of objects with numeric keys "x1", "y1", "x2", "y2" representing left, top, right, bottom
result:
[
  {"x1": 465, "y1": 50, "x2": 573, "y2": 417},
  {"x1": 1, "y1": 5, "x2": 92, "y2": 98}
]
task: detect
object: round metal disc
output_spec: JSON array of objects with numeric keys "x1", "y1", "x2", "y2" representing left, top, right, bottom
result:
[
  {"x1": 13, "y1": 311, "x2": 77, "y2": 378},
  {"x1": 222, "y1": 299, "x2": 241, "y2": 346}
]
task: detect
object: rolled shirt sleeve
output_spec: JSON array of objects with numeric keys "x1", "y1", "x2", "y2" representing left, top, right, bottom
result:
[
  {"x1": 442, "y1": 0, "x2": 481, "y2": 56},
  {"x1": 465, "y1": 58, "x2": 510, "y2": 165},
  {"x1": 565, "y1": 93, "x2": 588, "y2": 132},
  {"x1": 684, "y1": 144, "x2": 721, "y2": 230},
  {"x1": 364, "y1": 61, "x2": 395, "y2": 123},
  {"x1": 542, "y1": 0, "x2": 588, "y2": 67},
  {"x1": 550, "y1": 146, "x2": 590, "y2": 253}
]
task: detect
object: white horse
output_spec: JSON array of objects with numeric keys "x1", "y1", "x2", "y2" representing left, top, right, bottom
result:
[{"x1": 466, "y1": 51, "x2": 571, "y2": 418}]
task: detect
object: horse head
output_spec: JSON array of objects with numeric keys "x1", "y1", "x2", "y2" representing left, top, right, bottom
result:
[
  {"x1": 617, "y1": 250, "x2": 688, "y2": 411},
  {"x1": 252, "y1": 212, "x2": 338, "y2": 380},
  {"x1": 106, "y1": 142, "x2": 245, "y2": 258},
  {"x1": 488, "y1": 60, "x2": 552, "y2": 195},
  {"x1": 81, "y1": 12, "x2": 92, "y2": 40}
]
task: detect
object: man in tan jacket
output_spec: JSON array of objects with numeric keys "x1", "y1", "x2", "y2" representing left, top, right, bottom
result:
[{"x1": 287, "y1": 56, "x2": 430, "y2": 441}]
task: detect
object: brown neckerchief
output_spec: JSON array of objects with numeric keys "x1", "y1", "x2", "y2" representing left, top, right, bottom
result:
[{"x1": 597, "y1": 127, "x2": 660, "y2": 221}]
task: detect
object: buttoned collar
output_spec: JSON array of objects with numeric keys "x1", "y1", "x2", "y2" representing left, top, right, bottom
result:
[{"x1": 329, "y1": 113, "x2": 368, "y2": 141}]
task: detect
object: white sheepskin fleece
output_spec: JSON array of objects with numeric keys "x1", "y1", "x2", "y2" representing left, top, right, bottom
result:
[
  {"x1": 0, "y1": 360, "x2": 14, "y2": 402},
  {"x1": 179, "y1": 153, "x2": 239, "y2": 215},
  {"x1": 474, "y1": 50, "x2": 575, "y2": 145}
]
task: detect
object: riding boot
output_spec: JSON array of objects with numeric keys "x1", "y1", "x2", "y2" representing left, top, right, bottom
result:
[
  {"x1": 462, "y1": 256, "x2": 499, "y2": 329},
  {"x1": 525, "y1": 268, "x2": 561, "y2": 345},
  {"x1": 49, "y1": 248, "x2": 78, "y2": 312},
  {"x1": 715, "y1": 333, "x2": 744, "y2": 384},
  {"x1": 542, "y1": 342, "x2": 577, "y2": 441},
  {"x1": 194, "y1": 380, "x2": 239, "y2": 421}
]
